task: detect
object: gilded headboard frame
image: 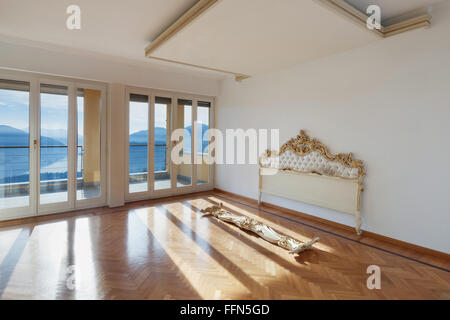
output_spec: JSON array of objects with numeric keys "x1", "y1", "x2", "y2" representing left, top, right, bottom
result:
[
  {"x1": 260, "y1": 130, "x2": 365, "y2": 179},
  {"x1": 258, "y1": 130, "x2": 366, "y2": 235}
]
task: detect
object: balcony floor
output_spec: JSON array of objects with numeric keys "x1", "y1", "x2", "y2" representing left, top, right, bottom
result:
[
  {"x1": 130, "y1": 177, "x2": 191, "y2": 193},
  {"x1": 0, "y1": 186, "x2": 101, "y2": 209},
  {"x1": 0, "y1": 177, "x2": 197, "y2": 210}
]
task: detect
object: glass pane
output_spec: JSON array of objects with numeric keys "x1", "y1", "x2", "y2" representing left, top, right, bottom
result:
[
  {"x1": 129, "y1": 94, "x2": 148, "y2": 193},
  {"x1": 197, "y1": 102, "x2": 210, "y2": 185},
  {"x1": 154, "y1": 97, "x2": 171, "y2": 190},
  {"x1": 40, "y1": 84, "x2": 69, "y2": 205},
  {"x1": 77, "y1": 88, "x2": 101, "y2": 200},
  {"x1": 175, "y1": 99, "x2": 192, "y2": 187},
  {"x1": 0, "y1": 79, "x2": 30, "y2": 209}
]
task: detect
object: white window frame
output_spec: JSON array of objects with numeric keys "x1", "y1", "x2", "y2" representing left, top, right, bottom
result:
[
  {"x1": 0, "y1": 69, "x2": 107, "y2": 221},
  {"x1": 125, "y1": 86, "x2": 214, "y2": 203}
]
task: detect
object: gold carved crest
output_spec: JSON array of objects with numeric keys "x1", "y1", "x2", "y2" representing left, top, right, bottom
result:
[{"x1": 261, "y1": 130, "x2": 366, "y2": 178}]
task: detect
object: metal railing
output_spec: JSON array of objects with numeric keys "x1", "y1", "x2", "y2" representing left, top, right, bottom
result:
[
  {"x1": 129, "y1": 143, "x2": 167, "y2": 173},
  {"x1": 1, "y1": 142, "x2": 208, "y2": 195},
  {"x1": 0, "y1": 145, "x2": 83, "y2": 186}
]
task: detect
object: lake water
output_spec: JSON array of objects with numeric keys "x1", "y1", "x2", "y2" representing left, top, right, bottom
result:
[{"x1": 0, "y1": 145, "x2": 167, "y2": 184}]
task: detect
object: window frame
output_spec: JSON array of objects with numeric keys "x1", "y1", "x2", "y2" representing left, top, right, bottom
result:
[
  {"x1": 125, "y1": 86, "x2": 214, "y2": 203},
  {"x1": 0, "y1": 69, "x2": 107, "y2": 221}
]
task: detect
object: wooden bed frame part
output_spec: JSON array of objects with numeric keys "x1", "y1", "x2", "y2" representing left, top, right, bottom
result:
[{"x1": 258, "y1": 130, "x2": 366, "y2": 235}]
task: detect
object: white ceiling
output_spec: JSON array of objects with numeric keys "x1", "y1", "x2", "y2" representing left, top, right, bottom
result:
[
  {"x1": 0, "y1": 0, "x2": 445, "y2": 78},
  {"x1": 151, "y1": 0, "x2": 380, "y2": 76},
  {"x1": 0, "y1": 0, "x2": 197, "y2": 60},
  {"x1": 0, "y1": 0, "x2": 226, "y2": 79}
]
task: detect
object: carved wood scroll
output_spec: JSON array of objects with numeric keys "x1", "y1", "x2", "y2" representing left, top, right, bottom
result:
[
  {"x1": 201, "y1": 203, "x2": 320, "y2": 255},
  {"x1": 260, "y1": 130, "x2": 366, "y2": 179}
]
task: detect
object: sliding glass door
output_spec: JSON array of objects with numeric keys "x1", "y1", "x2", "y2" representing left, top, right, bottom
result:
[
  {"x1": 128, "y1": 93, "x2": 149, "y2": 195},
  {"x1": 174, "y1": 99, "x2": 193, "y2": 188},
  {"x1": 196, "y1": 101, "x2": 211, "y2": 185},
  {"x1": 76, "y1": 87, "x2": 105, "y2": 204},
  {"x1": 125, "y1": 88, "x2": 213, "y2": 202},
  {"x1": 39, "y1": 83, "x2": 70, "y2": 207},
  {"x1": 0, "y1": 79, "x2": 32, "y2": 218},
  {"x1": 154, "y1": 96, "x2": 172, "y2": 191},
  {"x1": 0, "y1": 72, "x2": 106, "y2": 221}
]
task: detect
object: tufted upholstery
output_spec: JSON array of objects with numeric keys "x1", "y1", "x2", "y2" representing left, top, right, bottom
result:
[{"x1": 262, "y1": 150, "x2": 360, "y2": 179}]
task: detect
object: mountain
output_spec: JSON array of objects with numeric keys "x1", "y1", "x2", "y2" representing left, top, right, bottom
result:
[
  {"x1": 41, "y1": 128, "x2": 68, "y2": 141},
  {"x1": 0, "y1": 125, "x2": 27, "y2": 135},
  {"x1": 155, "y1": 127, "x2": 167, "y2": 144},
  {"x1": 130, "y1": 127, "x2": 171, "y2": 145},
  {"x1": 129, "y1": 125, "x2": 209, "y2": 152},
  {"x1": 0, "y1": 125, "x2": 30, "y2": 146},
  {"x1": 41, "y1": 128, "x2": 84, "y2": 145},
  {"x1": 186, "y1": 123, "x2": 210, "y2": 153},
  {"x1": 3, "y1": 126, "x2": 85, "y2": 145},
  {"x1": 0, "y1": 125, "x2": 63, "y2": 146}
]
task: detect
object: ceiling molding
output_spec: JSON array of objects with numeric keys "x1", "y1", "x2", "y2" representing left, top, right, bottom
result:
[
  {"x1": 144, "y1": 0, "x2": 432, "y2": 81},
  {"x1": 318, "y1": 0, "x2": 384, "y2": 37},
  {"x1": 145, "y1": 0, "x2": 250, "y2": 81},
  {"x1": 145, "y1": 0, "x2": 219, "y2": 56},
  {"x1": 382, "y1": 14, "x2": 431, "y2": 37},
  {"x1": 318, "y1": 0, "x2": 432, "y2": 38},
  {"x1": 147, "y1": 55, "x2": 250, "y2": 81}
]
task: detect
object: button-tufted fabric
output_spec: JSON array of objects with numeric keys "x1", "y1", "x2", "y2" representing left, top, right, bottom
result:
[{"x1": 262, "y1": 150, "x2": 359, "y2": 179}]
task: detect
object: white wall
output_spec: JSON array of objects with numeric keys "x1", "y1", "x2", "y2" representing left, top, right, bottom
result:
[
  {"x1": 215, "y1": 5, "x2": 450, "y2": 253},
  {"x1": 107, "y1": 83, "x2": 126, "y2": 207},
  {"x1": 0, "y1": 40, "x2": 220, "y2": 97}
]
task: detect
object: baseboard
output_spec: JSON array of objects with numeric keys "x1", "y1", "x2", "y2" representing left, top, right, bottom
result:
[{"x1": 213, "y1": 188, "x2": 450, "y2": 261}]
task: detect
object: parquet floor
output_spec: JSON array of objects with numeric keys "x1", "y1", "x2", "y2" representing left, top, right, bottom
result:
[{"x1": 0, "y1": 191, "x2": 449, "y2": 299}]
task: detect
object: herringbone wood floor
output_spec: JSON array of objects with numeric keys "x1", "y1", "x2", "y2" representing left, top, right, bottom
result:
[{"x1": 0, "y1": 191, "x2": 449, "y2": 299}]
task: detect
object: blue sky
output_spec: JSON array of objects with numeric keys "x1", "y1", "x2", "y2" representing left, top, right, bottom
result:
[
  {"x1": 0, "y1": 88, "x2": 82, "y2": 134},
  {"x1": 130, "y1": 103, "x2": 209, "y2": 134},
  {"x1": 40, "y1": 92, "x2": 69, "y2": 132},
  {"x1": 0, "y1": 88, "x2": 30, "y2": 131},
  {"x1": 1, "y1": 88, "x2": 209, "y2": 137}
]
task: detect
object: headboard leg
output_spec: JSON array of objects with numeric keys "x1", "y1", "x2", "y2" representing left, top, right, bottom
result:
[
  {"x1": 258, "y1": 170, "x2": 262, "y2": 205},
  {"x1": 355, "y1": 213, "x2": 362, "y2": 236}
]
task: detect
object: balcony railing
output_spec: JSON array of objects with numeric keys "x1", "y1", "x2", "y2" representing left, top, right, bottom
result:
[
  {"x1": 0, "y1": 145, "x2": 83, "y2": 197},
  {"x1": 1, "y1": 142, "x2": 209, "y2": 197},
  {"x1": 129, "y1": 143, "x2": 167, "y2": 173}
]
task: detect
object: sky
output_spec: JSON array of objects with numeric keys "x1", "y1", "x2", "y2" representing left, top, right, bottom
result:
[
  {"x1": 40, "y1": 92, "x2": 69, "y2": 132},
  {"x1": 1, "y1": 88, "x2": 209, "y2": 137},
  {"x1": 0, "y1": 88, "x2": 80, "y2": 133},
  {"x1": 0, "y1": 88, "x2": 30, "y2": 131},
  {"x1": 129, "y1": 102, "x2": 210, "y2": 134}
]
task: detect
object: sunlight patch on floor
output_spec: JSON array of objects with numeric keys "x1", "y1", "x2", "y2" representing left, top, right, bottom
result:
[
  {"x1": 0, "y1": 228, "x2": 23, "y2": 264},
  {"x1": 186, "y1": 198, "x2": 319, "y2": 268},
  {"x1": 72, "y1": 217, "x2": 99, "y2": 299},
  {"x1": 134, "y1": 206, "x2": 252, "y2": 299},
  {"x1": 205, "y1": 196, "x2": 334, "y2": 254},
  {"x1": 1, "y1": 221, "x2": 66, "y2": 299}
]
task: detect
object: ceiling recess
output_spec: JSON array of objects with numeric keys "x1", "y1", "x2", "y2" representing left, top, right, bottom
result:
[{"x1": 145, "y1": 0, "x2": 434, "y2": 80}]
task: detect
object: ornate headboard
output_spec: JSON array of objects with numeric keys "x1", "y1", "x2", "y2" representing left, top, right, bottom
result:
[
  {"x1": 260, "y1": 130, "x2": 365, "y2": 179},
  {"x1": 258, "y1": 130, "x2": 366, "y2": 235}
]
